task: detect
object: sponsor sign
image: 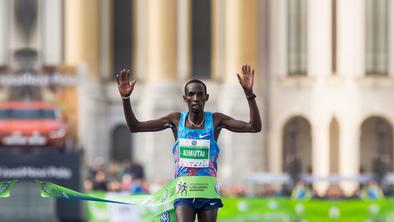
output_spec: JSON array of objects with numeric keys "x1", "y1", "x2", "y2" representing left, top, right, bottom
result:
[{"x1": 0, "y1": 151, "x2": 82, "y2": 221}]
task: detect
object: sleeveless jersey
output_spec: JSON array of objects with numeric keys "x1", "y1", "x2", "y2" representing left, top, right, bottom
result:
[{"x1": 173, "y1": 112, "x2": 220, "y2": 178}]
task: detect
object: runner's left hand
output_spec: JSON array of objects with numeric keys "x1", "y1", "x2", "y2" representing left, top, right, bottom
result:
[{"x1": 236, "y1": 64, "x2": 254, "y2": 96}]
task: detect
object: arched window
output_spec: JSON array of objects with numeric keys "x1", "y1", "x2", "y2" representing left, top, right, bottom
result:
[
  {"x1": 287, "y1": 0, "x2": 308, "y2": 75},
  {"x1": 111, "y1": 125, "x2": 132, "y2": 162},
  {"x1": 360, "y1": 117, "x2": 393, "y2": 181},
  {"x1": 282, "y1": 116, "x2": 312, "y2": 181},
  {"x1": 365, "y1": 0, "x2": 388, "y2": 75}
]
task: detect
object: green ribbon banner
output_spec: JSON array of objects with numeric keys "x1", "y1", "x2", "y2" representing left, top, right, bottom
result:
[
  {"x1": 36, "y1": 180, "x2": 139, "y2": 205},
  {"x1": 37, "y1": 176, "x2": 219, "y2": 222},
  {"x1": 0, "y1": 180, "x2": 17, "y2": 198},
  {"x1": 37, "y1": 176, "x2": 218, "y2": 202}
]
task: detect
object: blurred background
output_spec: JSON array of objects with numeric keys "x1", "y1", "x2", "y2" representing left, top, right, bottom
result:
[{"x1": 0, "y1": 0, "x2": 394, "y2": 221}]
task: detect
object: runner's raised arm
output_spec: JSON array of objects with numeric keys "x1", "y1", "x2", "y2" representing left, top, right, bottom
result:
[
  {"x1": 214, "y1": 64, "x2": 262, "y2": 134},
  {"x1": 117, "y1": 69, "x2": 179, "y2": 133}
]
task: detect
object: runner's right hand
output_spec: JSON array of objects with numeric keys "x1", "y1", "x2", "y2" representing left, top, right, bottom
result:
[{"x1": 117, "y1": 69, "x2": 136, "y2": 97}]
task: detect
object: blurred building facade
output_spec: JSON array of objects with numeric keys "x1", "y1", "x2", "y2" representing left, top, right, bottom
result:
[{"x1": 0, "y1": 0, "x2": 394, "y2": 193}]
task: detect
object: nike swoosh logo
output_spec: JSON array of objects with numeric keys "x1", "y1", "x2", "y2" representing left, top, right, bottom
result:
[
  {"x1": 209, "y1": 203, "x2": 216, "y2": 205},
  {"x1": 198, "y1": 134, "x2": 210, "y2": 139}
]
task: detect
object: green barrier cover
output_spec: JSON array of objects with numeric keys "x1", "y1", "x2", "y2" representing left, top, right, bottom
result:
[
  {"x1": 35, "y1": 178, "x2": 394, "y2": 222},
  {"x1": 85, "y1": 196, "x2": 394, "y2": 222},
  {"x1": 0, "y1": 180, "x2": 17, "y2": 198},
  {"x1": 218, "y1": 197, "x2": 294, "y2": 222},
  {"x1": 379, "y1": 198, "x2": 394, "y2": 222},
  {"x1": 295, "y1": 199, "x2": 378, "y2": 222},
  {"x1": 219, "y1": 197, "x2": 394, "y2": 222}
]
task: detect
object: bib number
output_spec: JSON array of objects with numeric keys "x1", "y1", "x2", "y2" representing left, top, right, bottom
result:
[{"x1": 179, "y1": 139, "x2": 210, "y2": 168}]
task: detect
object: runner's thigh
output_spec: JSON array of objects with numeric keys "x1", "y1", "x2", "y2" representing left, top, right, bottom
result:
[
  {"x1": 176, "y1": 205, "x2": 196, "y2": 222},
  {"x1": 197, "y1": 208, "x2": 218, "y2": 222}
]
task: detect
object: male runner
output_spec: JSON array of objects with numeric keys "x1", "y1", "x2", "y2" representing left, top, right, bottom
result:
[{"x1": 117, "y1": 64, "x2": 261, "y2": 222}]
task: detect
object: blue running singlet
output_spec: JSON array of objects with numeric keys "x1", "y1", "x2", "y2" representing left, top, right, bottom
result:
[{"x1": 173, "y1": 112, "x2": 220, "y2": 178}]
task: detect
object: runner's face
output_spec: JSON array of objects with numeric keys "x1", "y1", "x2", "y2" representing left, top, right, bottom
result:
[{"x1": 184, "y1": 83, "x2": 208, "y2": 113}]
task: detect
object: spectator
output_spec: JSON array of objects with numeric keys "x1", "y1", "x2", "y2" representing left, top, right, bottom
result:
[
  {"x1": 108, "y1": 160, "x2": 122, "y2": 181},
  {"x1": 121, "y1": 173, "x2": 133, "y2": 191},
  {"x1": 291, "y1": 181, "x2": 311, "y2": 200},
  {"x1": 360, "y1": 180, "x2": 384, "y2": 200},
  {"x1": 131, "y1": 161, "x2": 145, "y2": 180},
  {"x1": 92, "y1": 169, "x2": 108, "y2": 191},
  {"x1": 84, "y1": 179, "x2": 93, "y2": 192},
  {"x1": 107, "y1": 180, "x2": 121, "y2": 192},
  {"x1": 130, "y1": 179, "x2": 149, "y2": 195}
]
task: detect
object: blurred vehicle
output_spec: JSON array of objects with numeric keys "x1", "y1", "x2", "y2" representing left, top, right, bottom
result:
[{"x1": 0, "y1": 101, "x2": 67, "y2": 150}]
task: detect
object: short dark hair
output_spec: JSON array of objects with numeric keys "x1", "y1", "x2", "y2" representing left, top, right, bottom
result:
[{"x1": 184, "y1": 79, "x2": 207, "y2": 94}]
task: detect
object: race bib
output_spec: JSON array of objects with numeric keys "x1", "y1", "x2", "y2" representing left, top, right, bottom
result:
[{"x1": 179, "y1": 139, "x2": 210, "y2": 168}]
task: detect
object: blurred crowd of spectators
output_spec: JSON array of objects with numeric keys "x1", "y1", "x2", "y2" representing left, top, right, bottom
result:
[
  {"x1": 260, "y1": 180, "x2": 394, "y2": 200},
  {"x1": 83, "y1": 161, "x2": 394, "y2": 200},
  {"x1": 83, "y1": 159, "x2": 157, "y2": 194},
  {"x1": 83, "y1": 159, "x2": 250, "y2": 196}
]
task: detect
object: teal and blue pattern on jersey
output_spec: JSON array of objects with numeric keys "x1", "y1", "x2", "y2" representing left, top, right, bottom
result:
[{"x1": 173, "y1": 112, "x2": 220, "y2": 178}]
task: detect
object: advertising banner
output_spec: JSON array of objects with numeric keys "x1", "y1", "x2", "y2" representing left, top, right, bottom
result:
[
  {"x1": 0, "y1": 151, "x2": 83, "y2": 221},
  {"x1": 83, "y1": 195, "x2": 394, "y2": 222},
  {"x1": 0, "y1": 69, "x2": 80, "y2": 150}
]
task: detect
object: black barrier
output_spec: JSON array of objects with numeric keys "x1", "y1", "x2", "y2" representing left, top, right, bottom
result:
[{"x1": 0, "y1": 150, "x2": 83, "y2": 221}]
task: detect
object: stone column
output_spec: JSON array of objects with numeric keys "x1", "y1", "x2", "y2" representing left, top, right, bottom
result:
[
  {"x1": 312, "y1": 120, "x2": 330, "y2": 194},
  {"x1": 337, "y1": 0, "x2": 364, "y2": 77},
  {"x1": 134, "y1": 0, "x2": 147, "y2": 80},
  {"x1": 177, "y1": 0, "x2": 191, "y2": 80},
  {"x1": 42, "y1": 0, "x2": 62, "y2": 65},
  {"x1": 64, "y1": 0, "x2": 104, "y2": 164},
  {"x1": 269, "y1": 122, "x2": 283, "y2": 173},
  {"x1": 308, "y1": 0, "x2": 331, "y2": 76},
  {"x1": 389, "y1": 0, "x2": 394, "y2": 77},
  {"x1": 268, "y1": 0, "x2": 287, "y2": 174},
  {"x1": 212, "y1": 0, "x2": 224, "y2": 80},
  {"x1": 135, "y1": 0, "x2": 180, "y2": 181},
  {"x1": 339, "y1": 118, "x2": 360, "y2": 194},
  {"x1": 41, "y1": 0, "x2": 63, "y2": 103},
  {"x1": 337, "y1": 0, "x2": 364, "y2": 194},
  {"x1": 145, "y1": 0, "x2": 178, "y2": 82},
  {"x1": 269, "y1": 0, "x2": 287, "y2": 78},
  {"x1": 258, "y1": 0, "x2": 271, "y2": 172},
  {"x1": 0, "y1": 0, "x2": 9, "y2": 101},
  {"x1": 218, "y1": 0, "x2": 259, "y2": 185},
  {"x1": 223, "y1": 0, "x2": 258, "y2": 78},
  {"x1": 64, "y1": 0, "x2": 100, "y2": 78},
  {"x1": 99, "y1": 0, "x2": 112, "y2": 80},
  {"x1": 308, "y1": 0, "x2": 332, "y2": 194},
  {"x1": 0, "y1": 0, "x2": 8, "y2": 65}
]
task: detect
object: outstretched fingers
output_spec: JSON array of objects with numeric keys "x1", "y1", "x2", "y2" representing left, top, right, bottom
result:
[
  {"x1": 242, "y1": 64, "x2": 253, "y2": 76},
  {"x1": 130, "y1": 80, "x2": 137, "y2": 89},
  {"x1": 242, "y1": 64, "x2": 248, "y2": 75},
  {"x1": 126, "y1": 69, "x2": 131, "y2": 82},
  {"x1": 116, "y1": 71, "x2": 121, "y2": 85},
  {"x1": 118, "y1": 69, "x2": 134, "y2": 87},
  {"x1": 236, "y1": 73, "x2": 242, "y2": 81}
]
